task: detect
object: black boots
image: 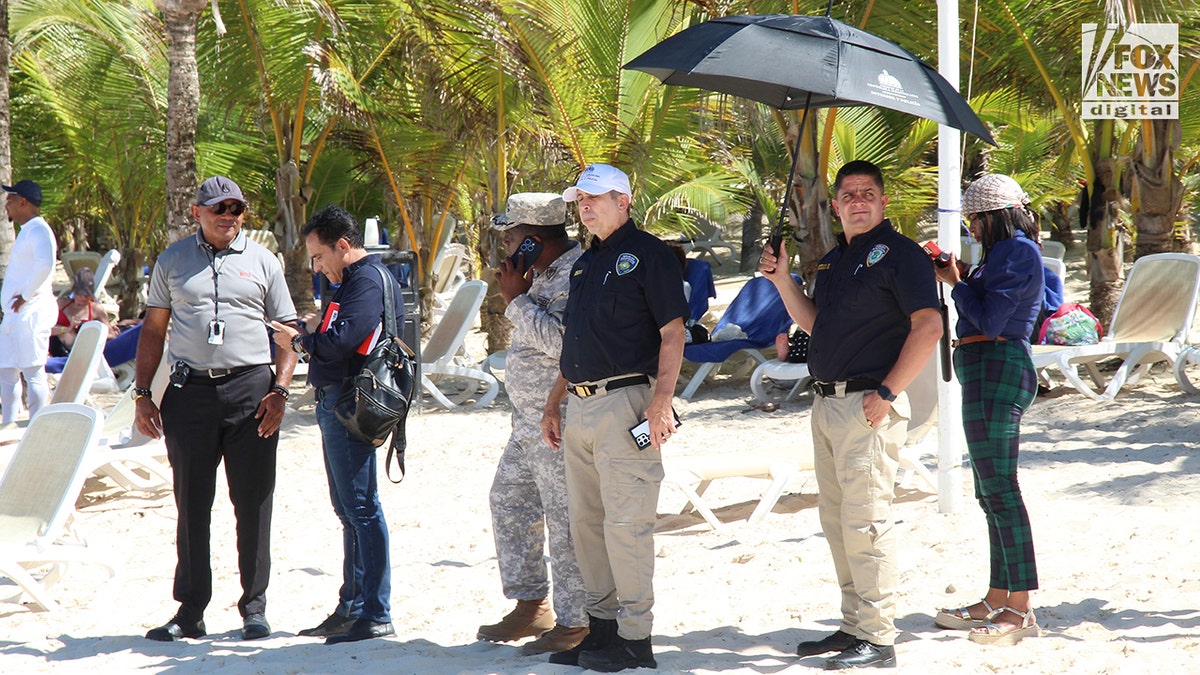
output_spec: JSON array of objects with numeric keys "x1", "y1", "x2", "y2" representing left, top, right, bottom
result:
[{"x1": 548, "y1": 614, "x2": 618, "y2": 665}]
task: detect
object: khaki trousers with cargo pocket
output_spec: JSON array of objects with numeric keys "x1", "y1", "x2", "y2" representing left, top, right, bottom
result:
[{"x1": 562, "y1": 381, "x2": 661, "y2": 640}]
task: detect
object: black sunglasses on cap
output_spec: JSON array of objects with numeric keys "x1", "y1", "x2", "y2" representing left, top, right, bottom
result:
[{"x1": 209, "y1": 201, "x2": 246, "y2": 216}]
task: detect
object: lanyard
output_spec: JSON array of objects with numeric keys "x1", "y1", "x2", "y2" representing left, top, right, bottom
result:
[{"x1": 204, "y1": 246, "x2": 228, "y2": 322}]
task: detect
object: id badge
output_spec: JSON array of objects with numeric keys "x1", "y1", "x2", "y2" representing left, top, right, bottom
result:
[{"x1": 208, "y1": 319, "x2": 226, "y2": 345}]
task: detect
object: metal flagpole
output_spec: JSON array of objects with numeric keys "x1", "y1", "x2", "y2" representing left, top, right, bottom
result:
[{"x1": 936, "y1": 0, "x2": 966, "y2": 513}]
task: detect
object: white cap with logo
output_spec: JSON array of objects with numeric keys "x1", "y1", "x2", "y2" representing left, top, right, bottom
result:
[{"x1": 562, "y1": 163, "x2": 631, "y2": 202}]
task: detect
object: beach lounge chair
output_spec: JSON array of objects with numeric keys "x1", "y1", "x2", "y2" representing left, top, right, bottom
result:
[
  {"x1": 430, "y1": 242, "x2": 471, "y2": 318},
  {"x1": 680, "y1": 218, "x2": 736, "y2": 266},
  {"x1": 1032, "y1": 253, "x2": 1200, "y2": 401},
  {"x1": 1042, "y1": 256, "x2": 1066, "y2": 282},
  {"x1": 1041, "y1": 240, "x2": 1066, "y2": 260},
  {"x1": 48, "y1": 321, "x2": 107, "y2": 406},
  {"x1": 59, "y1": 251, "x2": 102, "y2": 280},
  {"x1": 92, "y1": 248, "x2": 121, "y2": 312},
  {"x1": 1173, "y1": 344, "x2": 1200, "y2": 394},
  {"x1": 678, "y1": 275, "x2": 795, "y2": 400},
  {"x1": 89, "y1": 351, "x2": 173, "y2": 492},
  {"x1": 663, "y1": 354, "x2": 938, "y2": 531},
  {"x1": 0, "y1": 403, "x2": 115, "y2": 611},
  {"x1": 684, "y1": 258, "x2": 717, "y2": 323},
  {"x1": 421, "y1": 280, "x2": 499, "y2": 410},
  {"x1": 749, "y1": 359, "x2": 812, "y2": 403}
]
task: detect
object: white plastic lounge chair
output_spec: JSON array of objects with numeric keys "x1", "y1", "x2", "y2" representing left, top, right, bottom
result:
[
  {"x1": 1042, "y1": 256, "x2": 1066, "y2": 282},
  {"x1": 430, "y1": 242, "x2": 471, "y2": 318},
  {"x1": 1173, "y1": 344, "x2": 1200, "y2": 394},
  {"x1": 680, "y1": 218, "x2": 736, "y2": 266},
  {"x1": 59, "y1": 251, "x2": 102, "y2": 280},
  {"x1": 421, "y1": 280, "x2": 499, "y2": 410},
  {"x1": 0, "y1": 403, "x2": 115, "y2": 611},
  {"x1": 92, "y1": 248, "x2": 121, "y2": 313},
  {"x1": 1032, "y1": 253, "x2": 1200, "y2": 401},
  {"x1": 663, "y1": 355, "x2": 938, "y2": 531},
  {"x1": 90, "y1": 351, "x2": 173, "y2": 492},
  {"x1": 1041, "y1": 240, "x2": 1066, "y2": 260},
  {"x1": 749, "y1": 359, "x2": 812, "y2": 403},
  {"x1": 31, "y1": 321, "x2": 109, "y2": 418}
]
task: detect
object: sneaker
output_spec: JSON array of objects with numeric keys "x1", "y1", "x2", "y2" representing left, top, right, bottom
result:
[
  {"x1": 576, "y1": 634, "x2": 657, "y2": 672},
  {"x1": 521, "y1": 624, "x2": 589, "y2": 654},
  {"x1": 477, "y1": 599, "x2": 554, "y2": 642}
]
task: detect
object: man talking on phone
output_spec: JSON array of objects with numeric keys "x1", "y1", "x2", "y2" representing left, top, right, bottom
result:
[{"x1": 478, "y1": 193, "x2": 589, "y2": 654}]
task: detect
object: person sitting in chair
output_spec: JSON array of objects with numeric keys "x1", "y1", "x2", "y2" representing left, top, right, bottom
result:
[{"x1": 49, "y1": 267, "x2": 115, "y2": 356}]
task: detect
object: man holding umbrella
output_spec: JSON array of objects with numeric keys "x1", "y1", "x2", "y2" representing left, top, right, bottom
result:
[{"x1": 760, "y1": 160, "x2": 941, "y2": 669}]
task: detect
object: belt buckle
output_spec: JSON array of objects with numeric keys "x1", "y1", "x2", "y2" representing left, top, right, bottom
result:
[
  {"x1": 209, "y1": 368, "x2": 231, "y2": 378},
  {"x1": 570, "y1": 384, "x2": 593, "y2": 398}
]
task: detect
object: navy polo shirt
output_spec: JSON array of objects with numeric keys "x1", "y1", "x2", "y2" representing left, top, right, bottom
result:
[
  {"x1": 808, "y1": 219, "x2": 939, "y2": 383},
  {"x1": 561, "y1": 219, "x2": 689, "y2": 383}
]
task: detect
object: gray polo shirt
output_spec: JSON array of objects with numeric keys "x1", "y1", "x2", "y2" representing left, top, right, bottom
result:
[{"x1": 147, "y1": 229, "x2": 298, "y2": 370}]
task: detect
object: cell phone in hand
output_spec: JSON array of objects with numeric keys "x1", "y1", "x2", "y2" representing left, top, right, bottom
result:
[
  {"x1": 629, "y1": 409, "x2": 682, "y2": 450},
  {"x1": 510, "y1": 236, "x2": 544, "y2": 273}
]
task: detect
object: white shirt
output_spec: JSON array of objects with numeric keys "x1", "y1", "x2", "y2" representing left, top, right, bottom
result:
[{"x1": 0, "y1": 216, "x2": 59, "y2": 368}]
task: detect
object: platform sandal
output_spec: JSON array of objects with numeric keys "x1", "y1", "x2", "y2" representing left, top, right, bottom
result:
[
  {"x1": 968, "y1": 607, "x2": 1039, "y2": 646},
  {"x1": 934, "y1": 599, "x2": 1001, "y2": 630}
]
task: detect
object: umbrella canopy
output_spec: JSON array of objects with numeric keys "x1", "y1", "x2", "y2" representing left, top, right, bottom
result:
[{"x1": 625, "y1": 14, "x2": 994, "y2": 144}]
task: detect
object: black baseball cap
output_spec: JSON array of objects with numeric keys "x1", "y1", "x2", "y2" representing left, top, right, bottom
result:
[
  {"x1": 194, "y1": 176, "x2": 246, "y2": 206},
  {"x1": 3, "y1": 180, "x2": 43, "y2": 206}
]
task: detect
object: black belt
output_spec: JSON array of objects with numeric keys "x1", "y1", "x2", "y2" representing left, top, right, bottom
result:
[
  {"x1": 188, "y1": 364, "x2": 262, "y2": 381},
  {"x1": 811, "y1": 378, "x2": 880, "y2": 397},
  {"x1": 568, "y1": 374, "x2": 650, "y2": 399}
]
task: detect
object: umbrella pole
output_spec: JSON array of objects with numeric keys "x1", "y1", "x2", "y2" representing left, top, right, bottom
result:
[{"x1": 770, "y1": 96, "x2": 814, "y2": 252}]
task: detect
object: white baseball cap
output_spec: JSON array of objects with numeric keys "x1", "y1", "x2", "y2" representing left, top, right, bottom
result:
[{"x1": 562, "y1": 164, "x2": 631, "y2": 202}]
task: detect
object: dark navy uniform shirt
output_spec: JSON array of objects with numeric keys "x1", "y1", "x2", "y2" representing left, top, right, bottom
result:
[
  {"x1": 561, "y1": 219, "x2": 689, "y2": 383},
  {"x1": 300, "y1": 254, "x2": 405, "y2": 388},
  {"x1": 952, "y1": 230, "x2": 1045, "y2": 341},
  {"x1": 808, "y1": 219, "x2": 939, "y2": 383}
]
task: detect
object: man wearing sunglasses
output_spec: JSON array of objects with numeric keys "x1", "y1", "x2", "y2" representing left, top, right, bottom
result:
[{"x1": 136, "y1": 175, "x2": 299, "y2": 643}]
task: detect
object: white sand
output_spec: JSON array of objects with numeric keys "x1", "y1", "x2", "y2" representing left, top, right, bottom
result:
[{"x1": 2, "y1": 361, "x2": 1200, "y2": 674}]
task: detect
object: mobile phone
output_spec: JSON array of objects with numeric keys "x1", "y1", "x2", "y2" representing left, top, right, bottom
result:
[
  {"x1": 921, "y1": 240, "x2": 952, "y2": 268},
  {"x1": 510, "y1": 236, "x2": 544, "y2": 272},
  {"x1": 628, "y1": 410, "x2": 682, "y2": 450}
]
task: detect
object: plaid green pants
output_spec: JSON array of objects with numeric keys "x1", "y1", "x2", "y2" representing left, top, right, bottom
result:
[{"x1": 953, "y1": 340, "x2": 1039, "y2": 592}]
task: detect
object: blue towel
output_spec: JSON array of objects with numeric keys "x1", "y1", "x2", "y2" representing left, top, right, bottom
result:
[{"x1": 685, "y1": 259, "x2": 717, "y2": 322}]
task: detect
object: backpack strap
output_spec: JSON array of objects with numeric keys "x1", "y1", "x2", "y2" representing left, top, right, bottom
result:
[{"x1": 371, "y1": 262, "x2": 407, "y2": 483}]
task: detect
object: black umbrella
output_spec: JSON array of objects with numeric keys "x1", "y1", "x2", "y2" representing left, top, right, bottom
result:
[{"x1": 624, "y1": 13, "x2": 994, "y2": 144}]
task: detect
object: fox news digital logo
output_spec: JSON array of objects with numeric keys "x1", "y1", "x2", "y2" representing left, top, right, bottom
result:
[{"x1": 1082, "y1": 23, "x2": 1177, "y2": 119}]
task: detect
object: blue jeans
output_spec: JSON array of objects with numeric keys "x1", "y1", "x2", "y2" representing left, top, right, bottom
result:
[{"x1": 315, "y1": 384, "x2": 392, "y2": 622}]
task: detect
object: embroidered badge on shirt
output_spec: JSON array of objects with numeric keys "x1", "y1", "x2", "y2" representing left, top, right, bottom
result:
[
  {"x1": 865, "y1": 244, "x2": 889, "y2": 267},
  {"x1": 615, "y1": 253, "x2": 639, "y2": 275}
]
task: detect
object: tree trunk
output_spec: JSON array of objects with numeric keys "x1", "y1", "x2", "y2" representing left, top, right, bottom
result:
[
  {"x1": 1085, "y1": 155, "x2": 1125, "y2": 328},
  {"x1": 786, "y1": 120, "x2": 835, "y2": 284},
  {"x1": 739, "y1": 200, "x2": 764, "y2": 274},
  {"x1": 0, "y1": 0, "x2": 15, "y2": 278},
  {"x1": 158, "y1": 0, "x2": 208, "y2": 245},
  {"x1": 1131, "y1": 119, "x2": 1190, "y2": 257}
]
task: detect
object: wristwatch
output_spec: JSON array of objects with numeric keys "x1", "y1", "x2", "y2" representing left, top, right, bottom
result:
[
  {"x1": 876, "y1": 385, "x2": 897, "y2": 402},
  {"x1": 133, "y1": 387, "x2": 153, "y2": 401},
  {"x1": 291, "y1": 333, "x2": 306, "y2": 355}
]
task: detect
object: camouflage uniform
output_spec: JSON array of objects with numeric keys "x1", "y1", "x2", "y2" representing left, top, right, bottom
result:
[{"x1": 489, "y1": 242, "x2": 588, "y2": 628}]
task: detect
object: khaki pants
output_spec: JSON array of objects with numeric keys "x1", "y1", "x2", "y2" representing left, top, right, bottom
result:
[
  {"x1": 811, "y1": 389, "x2": 909, "y2": 646},
  {"x1": 563, "y1": 381, "x2": 661, "y2": 640}
]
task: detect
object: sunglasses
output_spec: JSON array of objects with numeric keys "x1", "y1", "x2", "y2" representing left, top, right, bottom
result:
[{"x1": 209, "y1": 201, "x2": 247, "y2": 216}]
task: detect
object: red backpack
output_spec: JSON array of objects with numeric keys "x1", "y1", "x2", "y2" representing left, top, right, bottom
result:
[{"x1": 1037, "y1": 303, "x2": 1104, "y2": 345}]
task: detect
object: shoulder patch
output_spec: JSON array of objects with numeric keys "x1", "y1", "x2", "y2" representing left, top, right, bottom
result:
[
  {"x1": 865, "y1": 244, "x2": 889, "y2": 267},
  {"x1": 817, "y1": 263, "x2": 831, "y2": 271},
  {"x1": 615, "y1": 252, "x2": 639, "y2": 276}
]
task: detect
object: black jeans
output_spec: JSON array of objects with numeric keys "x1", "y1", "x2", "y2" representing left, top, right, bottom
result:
[{"x1": 161, "y1": 364, "x2": 277, "y2": 620}]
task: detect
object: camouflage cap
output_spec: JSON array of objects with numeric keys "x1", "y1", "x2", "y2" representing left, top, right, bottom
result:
[{"x1": 491, "y1": 192, "x2": 566, "y2": 231}]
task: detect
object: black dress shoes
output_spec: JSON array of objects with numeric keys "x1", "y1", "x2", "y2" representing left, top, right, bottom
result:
[
  {"x1": 146, "y1": 615, "x2": 206, "y2": 642},
  {"x1": 299, "y1": 612, "x2": 356, "y2": 637},
  {"x1": 325, "y1": 618, "x2": 395, "y2": 645},
  {"x1": 796, "y1": 629, "x2": 856, "y2": 657},
  {"x1": 242, "y1": 613, "x2": 271, "y2": 640},
  {"x1": 825, "y1": 639, "x2": 896, "y2": 669}
]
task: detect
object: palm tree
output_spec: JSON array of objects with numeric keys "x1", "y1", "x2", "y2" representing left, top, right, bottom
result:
[
  {"x1": 0, "y1": 0, "x2": 13, "y2": 280},
  {"x1": 156, "y1": 0, "x2": 209, "y2": 244}
]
